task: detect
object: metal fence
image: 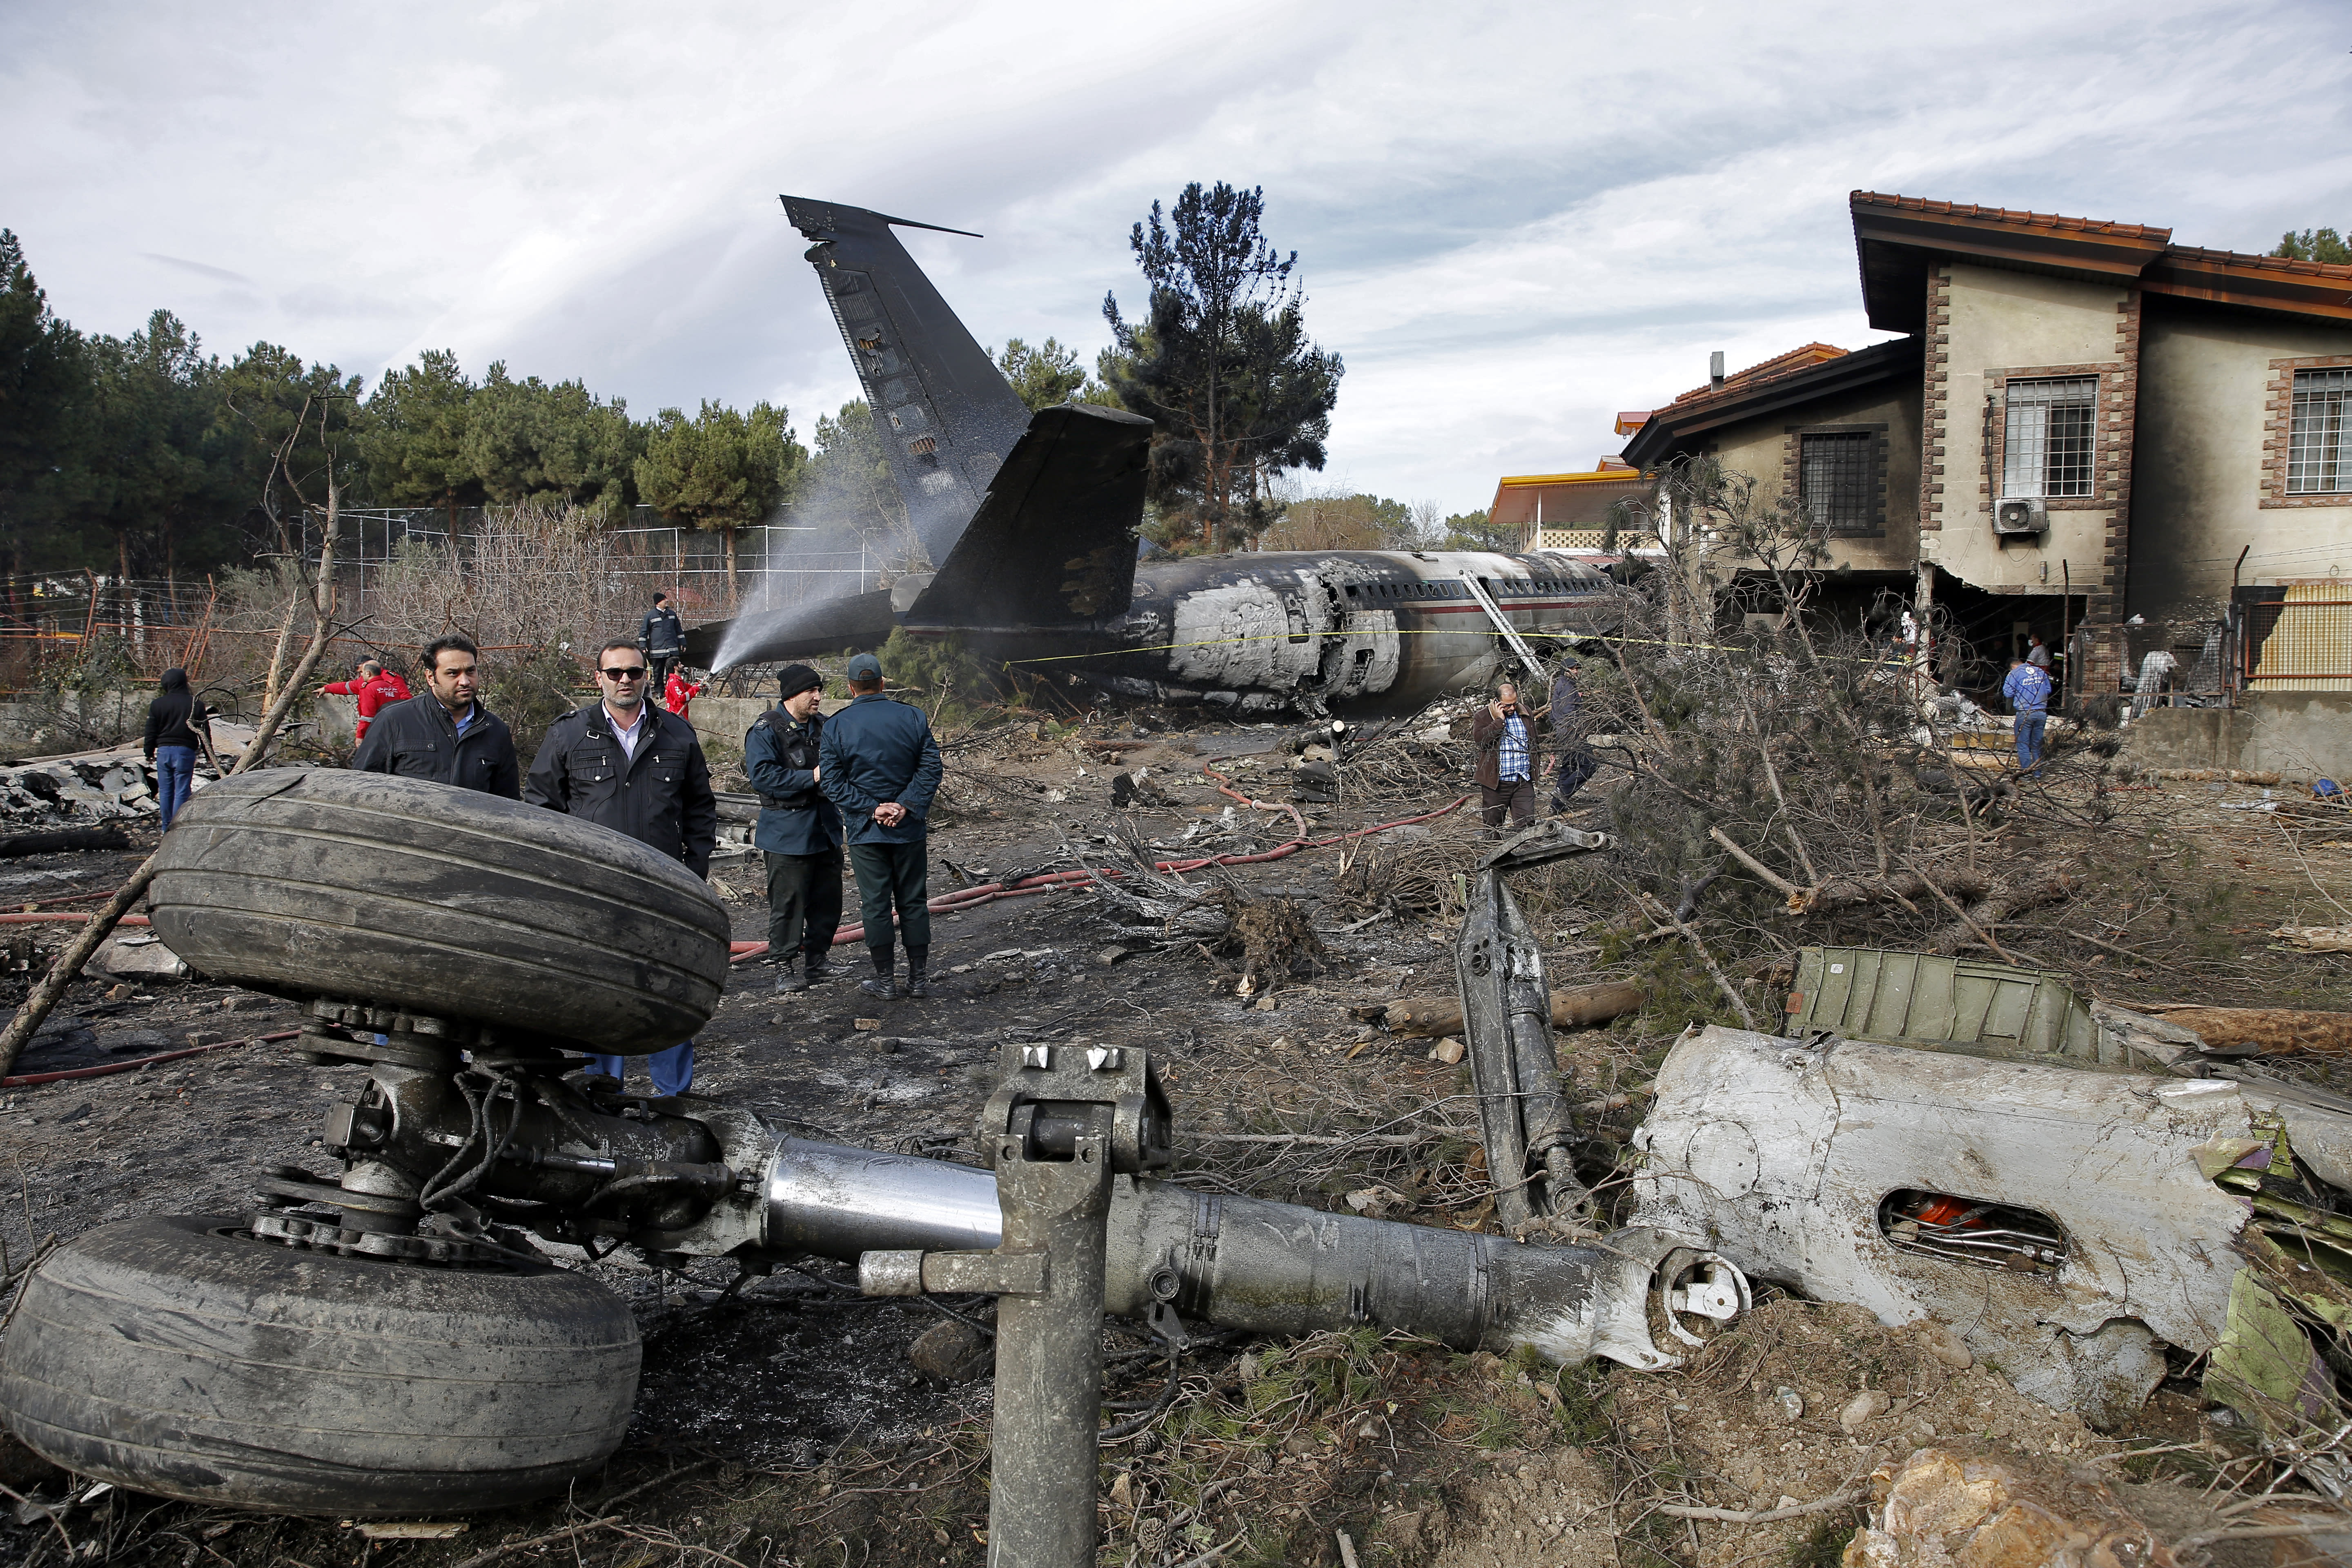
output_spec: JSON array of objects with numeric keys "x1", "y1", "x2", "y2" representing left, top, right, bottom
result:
[{"x1": 2241, "y1": 582, "x2": 2352, "y2": 692}]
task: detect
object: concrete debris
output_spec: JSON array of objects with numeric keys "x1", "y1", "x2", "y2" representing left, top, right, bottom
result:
[
  {"x1": 0, "y1": 753, "x2": 166, "y2": 825},
  {"x1": 90, "y1": 933, "x2": 190, "y2": 984}
]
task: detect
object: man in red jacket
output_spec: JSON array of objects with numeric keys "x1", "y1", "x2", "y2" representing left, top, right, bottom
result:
[
  {"x1": 319, "y1": 660, "x2": 413, "y2": 742},
  {"x1": 663, "y1": 668, "x2": 704, "y2": 721}
]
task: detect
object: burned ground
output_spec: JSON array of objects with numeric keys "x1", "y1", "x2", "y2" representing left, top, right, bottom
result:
[{"x1": 1, "y1": 708, "x2": 2349, "y2": 1568}]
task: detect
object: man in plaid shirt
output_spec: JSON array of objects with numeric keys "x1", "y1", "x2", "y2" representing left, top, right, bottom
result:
[{"x1": 1470, "y1": 682, "x2": 1538, "y2": 831}]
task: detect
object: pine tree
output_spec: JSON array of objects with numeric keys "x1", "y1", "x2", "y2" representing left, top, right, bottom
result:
[{"x1": 1102, "y1": 183, "x2": 1341, "y2": 551}]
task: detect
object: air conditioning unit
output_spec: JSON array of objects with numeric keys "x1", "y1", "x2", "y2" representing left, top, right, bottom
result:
[{"x1": 1992, "y1": 497, "x2": 2048, "y2": 536}]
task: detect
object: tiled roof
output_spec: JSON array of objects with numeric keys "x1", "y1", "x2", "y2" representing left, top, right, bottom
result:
[
  {"x1": 1849, "y1": 191, "x2": 2172, "y2": 244},
  {"x1": 1668, "y1": 343, "x2": 1848, "y2": 411}
]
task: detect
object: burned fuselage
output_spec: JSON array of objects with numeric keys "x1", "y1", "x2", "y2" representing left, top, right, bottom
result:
[{"x1": 687, "y1": 198, "x2": 1621, "y2": 715}]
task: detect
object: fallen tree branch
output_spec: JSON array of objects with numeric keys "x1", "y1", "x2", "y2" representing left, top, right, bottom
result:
[
  {"x1": 1654, "y1": 1487, "x2": 1863, "y2": 1524},
  {"x1": 0, "y1": 826, "x2": 129, "y2": 859},
  {"x1": 1908, "y1": 861, "x2": 2016, "y2": 964},
  {"x1": 1378, "y1": 980, "x2": 1648, "y2": 1039},
  {"x1": 2139, "y1": 1005, "x2": 2352, "y2": 1056},
  {"x1": 0, "y1": 852, "x2": 160, "y2": 1079}
]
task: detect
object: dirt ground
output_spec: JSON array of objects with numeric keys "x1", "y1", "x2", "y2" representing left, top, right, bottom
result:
[{"x1": 1, "y1": 714, "x2": 2348, "y2": 1567}]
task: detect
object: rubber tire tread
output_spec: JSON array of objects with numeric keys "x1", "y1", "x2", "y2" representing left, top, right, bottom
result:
[
  {"x1": 0, "y1": 1214, "x2": 640, "y2": 1516},
  {"x1": 147, "y1": 768, "x2": 728, "y2": 1053}
]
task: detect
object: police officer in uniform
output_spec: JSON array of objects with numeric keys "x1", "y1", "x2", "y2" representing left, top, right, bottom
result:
[
  {"x1": 745, "y1": 664, "x2": 844, "y2": 993},
  {"x1": 525, "y1": 636, "x2": 718, "y2": 1095},
  {"x1": 638, "y1": 592, "x2": 686, "y2": 694}
]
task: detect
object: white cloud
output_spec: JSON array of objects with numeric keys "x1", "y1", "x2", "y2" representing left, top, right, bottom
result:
[{"x1": 4, "y1": 0, "x2": 2347, "y2": 510}]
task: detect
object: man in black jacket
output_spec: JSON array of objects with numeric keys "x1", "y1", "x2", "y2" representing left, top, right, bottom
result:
[
  {"x1": 526, "y1": 637, "x2": 718, "y2": 1095},
  {"x1": 351, "y1": 635, "x2": 521, "y2": 798},
  {"x1": 638, "y1": 592, "x2": 685, "y2": 693}
]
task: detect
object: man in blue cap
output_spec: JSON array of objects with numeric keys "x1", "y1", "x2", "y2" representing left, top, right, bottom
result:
[
  {"x1": 745, "y1": 663, "x2": 844, "y2": 993},
  {"x1": 819, "y1": 652, "x2": 944, "y2": 999}
]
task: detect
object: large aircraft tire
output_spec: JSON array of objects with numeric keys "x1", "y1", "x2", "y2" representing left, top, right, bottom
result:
[
  {"x1": 0, "y1": 1215, "x2": 639, "y2": 1516},
  {"x1": 146, "y1": 768, "x2": 727, "y2": 1054}
]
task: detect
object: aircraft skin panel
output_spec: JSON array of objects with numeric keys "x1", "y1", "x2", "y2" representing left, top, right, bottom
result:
[{"x1": 780, "y1": 196, "x2": 1033, "y2": 567}]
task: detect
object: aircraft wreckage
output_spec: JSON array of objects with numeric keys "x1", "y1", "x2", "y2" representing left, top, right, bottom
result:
[{"x1": 688, "y1": 197, "x2": 1617, "y2": 715}]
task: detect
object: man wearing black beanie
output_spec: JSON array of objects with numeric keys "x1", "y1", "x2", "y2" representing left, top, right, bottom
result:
[{"x1": 744, "y1": 664, "x2": 845, "y2": 993}]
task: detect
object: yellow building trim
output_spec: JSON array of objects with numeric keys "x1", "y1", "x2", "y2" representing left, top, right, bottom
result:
[{"x1": 1497, "y1": 470, "x2": 1640, "y2": 487}]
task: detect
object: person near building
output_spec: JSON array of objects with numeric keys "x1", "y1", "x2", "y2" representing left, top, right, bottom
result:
[
  {"x1": 351, "y1": 635, "x2": 521, "y2": 797},
  {"x1": 638, "y1": 592, "x2": 685, "y2": 692},
  {"x1": 2026, "y1": 633, "x2": 2051, "y2": 670},
  {"x1": 2003, "y1": 654, "x2": 2053, "y2": 775},
  {"x1": 745, "y1": 664, "x2": 843, "y2": 994},
  {"x1": 319, "y1": 659, "x2": 412, "y2": 743},
  {"x1": 818, "y1": 652, "x2": 943, "y2": 1000},
  {"x1": 663, "y1": 666, "x2": 705, "y2": 721},
  {"x1": 1544, "y1": 658, "x2": 1599, "y2": 814},
  {"x1": 525, "y1": 638, "x2": 718, "y2": 1096},
  {"x1": 1471, "y1": 680, "x2": 1538, "y2": 832},
  {"x1": 143, "y1": 667, "x2": 209, "y2": 829}
]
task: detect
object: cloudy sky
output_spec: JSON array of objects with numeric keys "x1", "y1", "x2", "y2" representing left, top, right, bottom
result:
[{"x1": 6, "y1": 1, "x2": 2349, "y2": 516}]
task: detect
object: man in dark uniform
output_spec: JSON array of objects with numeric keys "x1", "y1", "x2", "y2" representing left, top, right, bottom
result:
[
  {"x1": 525, "y1": 637, "x2": 718, "y2": 1094},
  {"x1": 818, "y1": 652, "x2": 943, "y2": 1000},
  {"x1": 745, "y1": 664, "x2": 843, "y2": 994},
  {"x1": 638, "y1": 592, "x2": 685, "y2": 694},
  {"x1": 352, "y1": 634, "x2": 521, "y2": 797}
]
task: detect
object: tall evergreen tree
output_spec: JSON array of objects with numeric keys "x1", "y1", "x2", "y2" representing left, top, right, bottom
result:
[
  {"x1": 635, "y1": 399, "x2": 805, "y2": 601},
  {"x1": 75, "y1": 311, "x2": 232, "y2": 594},
  {"x1": 1102, "y1": 183, "x2": 1342, "y2": 551},
  {"x1": 461, "y1": 363, "x2": 639, "y2": 516},
  {"x1": 2272, "y1": 227, "x2": 2352, "y2": 265},
  {"x1": 0, "y1": 231, "x2": 89, "y2": 599},
  {"x1": 360, "y1": 350, "x2": 478, "y2": 526},
  {"x1": 216, "y1": 342, "x2": 365, "y2": 568}
]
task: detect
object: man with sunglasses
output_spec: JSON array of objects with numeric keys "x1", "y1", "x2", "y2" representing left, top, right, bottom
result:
[{"x1": 526, "y1": 637, "x2": 718, "y2": 1096}]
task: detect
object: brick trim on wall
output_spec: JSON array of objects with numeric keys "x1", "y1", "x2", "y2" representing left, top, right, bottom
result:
[
  {"x1": 2259, "y1": 353, "x2": 2352, "y2": 509},
  {"x1": 2095, "y1": 290, "x2": 2142, "y2": 683},
  {"x1": 1780, "y1": 423, "x2": 1891, "y2": 537},
  {"x1": 1919, "y1": 267, "x2": 1952, "y2": 532}
]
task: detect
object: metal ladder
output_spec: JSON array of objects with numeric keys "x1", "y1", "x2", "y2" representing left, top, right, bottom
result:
[{"x1": 1458, "y1": 572, "x2": 1549, "y2": 682}]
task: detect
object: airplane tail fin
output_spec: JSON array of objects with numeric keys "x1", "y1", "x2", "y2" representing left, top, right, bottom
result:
[
  {"x1": 907, "y1": 403, "x2": 1153, "y2": 632},
  {"x1": 780, "y1": 197, "x2": 1033, "y2": 566}
]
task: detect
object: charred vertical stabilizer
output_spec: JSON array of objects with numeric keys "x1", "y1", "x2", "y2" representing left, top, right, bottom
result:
[
  {"x1": 780, "y1": 196, "x2": 1035, "y2": 566},
  {"x1": 906, "y1": 403, "x2": 1153, "y2": 632}
]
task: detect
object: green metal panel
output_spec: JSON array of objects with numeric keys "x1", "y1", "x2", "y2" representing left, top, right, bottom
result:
[{"x1": 1788, "y1": 947, "x2": 2098, "y2": 1064}]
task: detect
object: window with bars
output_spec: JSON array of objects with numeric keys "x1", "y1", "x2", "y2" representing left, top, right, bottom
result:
[
  {"x1": 2289, "y1": 369, "x2": 2352, "y2": 493},
  {"x1": 2001, "y1": 376, "x2": 2097, "y2": 498},
  {"x1": 1798, "y1": 431, "x2": 1877, "y2": 535}
]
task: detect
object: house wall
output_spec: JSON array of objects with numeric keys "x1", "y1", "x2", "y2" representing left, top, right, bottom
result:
[
  {"x1": 2131, "y1": 305, "x2": 2352, "y2": 615},
  {"x1": 2125, "y1": 693, "x2": 2352, "y2": 784},
  {"x1": 1697, "y1": 378, "x2": 1923, "y2": 572},
  {"x1": 1922, "y1": 263, "x2": 2139, "y2": 679}
]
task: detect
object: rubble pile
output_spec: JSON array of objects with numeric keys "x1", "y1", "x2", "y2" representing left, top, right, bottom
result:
[{"x1": 0, "y1": 754, "x2": 162, "y2": 827}]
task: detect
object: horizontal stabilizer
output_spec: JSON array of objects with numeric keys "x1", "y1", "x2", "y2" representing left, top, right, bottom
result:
[{"x1": 907, "y1": 403, "x2": 1153, "y2": 631}]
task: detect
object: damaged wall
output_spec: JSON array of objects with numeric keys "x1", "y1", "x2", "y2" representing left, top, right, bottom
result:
[{"x1": 2125, "y1": 692, "x2": 2352, "y2": 783}]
